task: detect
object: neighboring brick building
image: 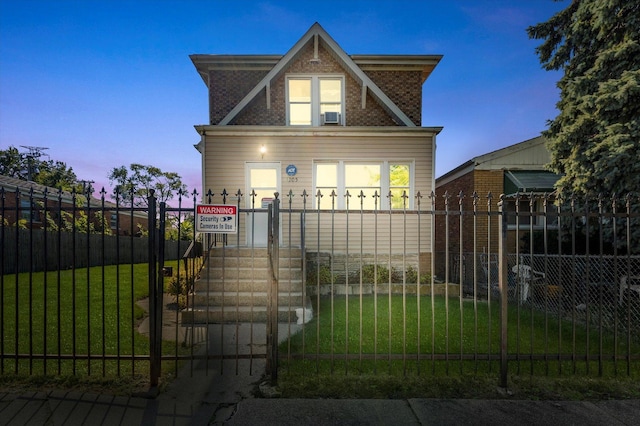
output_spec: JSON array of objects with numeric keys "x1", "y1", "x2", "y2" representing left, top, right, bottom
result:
[
  {"x1": 0, "y1": 174, "x2": 148, "y2": 236},
  {"x1": 191, "y1": 23, "x2": 443, "y2": 269},
  {"x1": 434, "y1": 136, "x2": 561, "y2": 290}
]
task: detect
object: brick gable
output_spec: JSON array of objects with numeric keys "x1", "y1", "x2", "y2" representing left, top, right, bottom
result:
[
  {"x1": 209, "y1": 40, "x2": 424, "y2": 126},
  {"x1": 209, "y1": 69, "x2": 268, "y2": 124},
  {"x1": 364, "y1": 70, "x2": 423, "y2": 126}
]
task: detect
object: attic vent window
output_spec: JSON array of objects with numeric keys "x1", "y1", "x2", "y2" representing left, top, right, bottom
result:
[{"x1": 287, "y1": 75, "x2": 344, "y2": 126}]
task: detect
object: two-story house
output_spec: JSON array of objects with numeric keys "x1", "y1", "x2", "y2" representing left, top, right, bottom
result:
[{"x1": 191, "y1": 22, "x2": 442, "y2": 273}]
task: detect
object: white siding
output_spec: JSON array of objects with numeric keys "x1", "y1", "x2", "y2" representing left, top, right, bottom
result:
[{"x1": 198, "y1": 126, "x2": 438, "y2": 254}]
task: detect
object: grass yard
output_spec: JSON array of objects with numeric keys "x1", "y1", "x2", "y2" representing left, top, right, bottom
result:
[
  {"x1": 0, "y1": 260, "x2": 185, "y2": 391},
  {"x1": 277, "y1": 294, "x2": 640, "y2": 399}
]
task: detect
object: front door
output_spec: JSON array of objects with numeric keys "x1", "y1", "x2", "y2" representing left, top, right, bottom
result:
[{"x1": 246, "y1": 162, "x2": 280, "y2": 246}]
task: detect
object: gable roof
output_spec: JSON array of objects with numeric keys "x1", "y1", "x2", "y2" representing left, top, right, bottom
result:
[
  {"x1": 435, "y1": 135, "x2": 562, "y2": 188},
  {"x1": 191, "y1": 22, "x2": 442, "y2": 127}
]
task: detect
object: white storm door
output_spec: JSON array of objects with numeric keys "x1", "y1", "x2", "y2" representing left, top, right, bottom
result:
[{"x1": 246, "y1": 162, "x2": 280, "y2": 246}]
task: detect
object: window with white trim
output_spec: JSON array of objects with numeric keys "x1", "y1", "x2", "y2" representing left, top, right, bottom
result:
[
  {"x1": 314, "y1": 161, "x2": 413, "y2": 210},
  {"x1": 287, "y1": 76, "x2": 343, "y2": 126}
]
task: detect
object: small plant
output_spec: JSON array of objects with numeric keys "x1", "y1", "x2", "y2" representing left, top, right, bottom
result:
[
  {"x1": 166, "y1": 272, "x2": 194, "y2": 309},
  {"x1": 360, "y1": 264, "x2": 390, "y2": 283},
  {"x1": 405, "y1": 265, "x2": 431, "y2": 284}
]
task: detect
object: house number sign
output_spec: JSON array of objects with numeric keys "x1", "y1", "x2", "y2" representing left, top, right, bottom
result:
[{"x1": 286, "y1": 164, "x2": 298, "y2": 182}]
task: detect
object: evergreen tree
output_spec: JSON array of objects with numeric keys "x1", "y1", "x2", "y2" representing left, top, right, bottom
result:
[
  {"x1": 528, "y1": 0, "x2": 639, "y2": 198},
  {"x1": 528, "y1": 0, "x2": 639, "y2": 253}
]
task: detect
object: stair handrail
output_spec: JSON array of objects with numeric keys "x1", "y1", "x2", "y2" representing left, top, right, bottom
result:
[
  {"x1": 300, "y1": 210, "x2": 306, "y2": 279},
  {"x1": 181, "y1": 232, "x2": 214, "y2": 292}
]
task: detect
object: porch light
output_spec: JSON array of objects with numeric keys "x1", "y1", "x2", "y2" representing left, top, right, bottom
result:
[{"x1": 260, "y1": 144, "x2": 266, "y2": 159}]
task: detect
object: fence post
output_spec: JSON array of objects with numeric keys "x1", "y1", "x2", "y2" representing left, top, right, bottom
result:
[
  {"x1": 266, "y1": 198, "x2": 280, "y2": 383},
  {"x1": 148, "y1": 192, "x2": 161, "y2": 389},
  {"x1": 498, "y1": 195, "x2": 509, "y2": 389}
]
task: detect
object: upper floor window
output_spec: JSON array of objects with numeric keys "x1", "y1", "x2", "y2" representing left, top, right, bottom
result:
[{"x1": 287, "y1": 76, "x2": 343, "y2": 126}]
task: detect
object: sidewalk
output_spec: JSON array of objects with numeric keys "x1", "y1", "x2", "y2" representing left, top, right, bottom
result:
[
  {"x1": 2, "y1": 311, "x2": 638, "y2": 425},
  {"x1": 2, "y1": 390, "x2": 638, "y2": 425}
]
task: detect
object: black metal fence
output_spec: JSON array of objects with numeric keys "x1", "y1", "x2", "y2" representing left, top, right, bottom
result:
[
  {"x1": 270, "y1": 190, "x2": 640, "y2": 386},
  {"x1": 1, "y1": 186, "x2": 639, "y2": 389},
  {"x1": 0, "y1": 186, "x2": 196, "y2": 385}
]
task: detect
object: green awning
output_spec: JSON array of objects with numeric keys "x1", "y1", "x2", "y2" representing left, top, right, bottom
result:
[{"x1": 504, "y1": 171, "x2": 562, "y2": 195}]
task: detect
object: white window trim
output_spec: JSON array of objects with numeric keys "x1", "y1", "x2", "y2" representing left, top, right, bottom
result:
[
  {"x1": 313, "y1": 160, "x2": 415, "y2": 210},
  {"x1": 286, "y1": 74, "x2": 345, "y2": 126}
]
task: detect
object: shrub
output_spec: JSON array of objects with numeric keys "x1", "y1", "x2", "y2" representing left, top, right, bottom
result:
[
  {"x1": 166, "y1": 272, "x2": 194, "y2": 309},
  {"x1": 306, "y1": 264, "x2": 335, "y2": 285},
  {"x1": 360, "y1": 264, "x2": 390, "y2": 283},
  {"x1": 405, "y1": 265, "x2": 431, "y2": 284}
]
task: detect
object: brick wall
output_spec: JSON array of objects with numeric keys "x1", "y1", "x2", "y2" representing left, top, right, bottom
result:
[
  {"x1": 433, "y1": 169, "x2": 503, "y2": 281},
  {"x1": 209, "y1": 70, "x2": 268, "y2": 124},
  {"x1": 0, "y1": 190, "x2": 147, "y2": 236},
  {"x1": 208, "y1": 40, "x2": 423, "y2": 126},
  {"x1": 363, "y1": 70, "x2": 423, "y2": 126}
]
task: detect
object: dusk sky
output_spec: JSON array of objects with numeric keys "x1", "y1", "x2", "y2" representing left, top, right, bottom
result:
[{"x1": 0, "y1": 0, "x2": 566, "y2": 199}]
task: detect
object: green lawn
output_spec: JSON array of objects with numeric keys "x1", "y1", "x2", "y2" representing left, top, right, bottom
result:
[
  {"x1": 1, "y1": 261, "x2": 183, "y2": 381},
  {"x1": 277, "y1": 294, "x2": 640, "y2": 398}
]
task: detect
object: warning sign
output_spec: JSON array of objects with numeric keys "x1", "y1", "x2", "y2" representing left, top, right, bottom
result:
[{"x1": 196, "y1": 204, "x2": 237, "y2": 233}]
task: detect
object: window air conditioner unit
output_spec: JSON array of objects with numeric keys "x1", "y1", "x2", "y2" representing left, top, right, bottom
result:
[{"x1": 323, "y1": 112, "x2": 340, "y2": 124}]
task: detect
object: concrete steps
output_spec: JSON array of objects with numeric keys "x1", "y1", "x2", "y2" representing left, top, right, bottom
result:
[
  {"x1": 182, "y1": 305, "x2": 304, "y2": 323},
  {"x1": 190, "y1": 291, "x2": 306, "y2": 306},
  {"x1": 182, "y1": 246, "x2": 311, "y2": 324}
]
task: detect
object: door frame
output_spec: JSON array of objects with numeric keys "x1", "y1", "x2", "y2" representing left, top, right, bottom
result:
[{"x1": 245, "y1": 162, "x2": 281, "y2": 246}]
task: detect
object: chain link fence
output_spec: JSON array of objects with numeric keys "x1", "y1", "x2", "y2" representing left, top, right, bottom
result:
[{"x1": 464, "y1": 253, "x2": 640, "y2": 337}]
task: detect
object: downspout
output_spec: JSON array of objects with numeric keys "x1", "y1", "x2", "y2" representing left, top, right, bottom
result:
[
  {"x1": 431, "y1": 132, "x2": 437, "y2": 196},
  {"x1": 195, "y1": 128, "x2": 206, "y2": 203}
]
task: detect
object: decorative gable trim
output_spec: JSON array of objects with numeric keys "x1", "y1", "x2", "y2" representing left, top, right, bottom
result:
[{"x1": 218, "y1": 22, "x2": 417, "y2": 127}]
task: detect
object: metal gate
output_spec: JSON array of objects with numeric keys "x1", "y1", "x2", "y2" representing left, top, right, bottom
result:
[
  {"x1": 149, "y1": 194, "x2": 285, "y2": 387},
  {"x1": 0, "y1": 185, "x2": 285, "y2": 388}
]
